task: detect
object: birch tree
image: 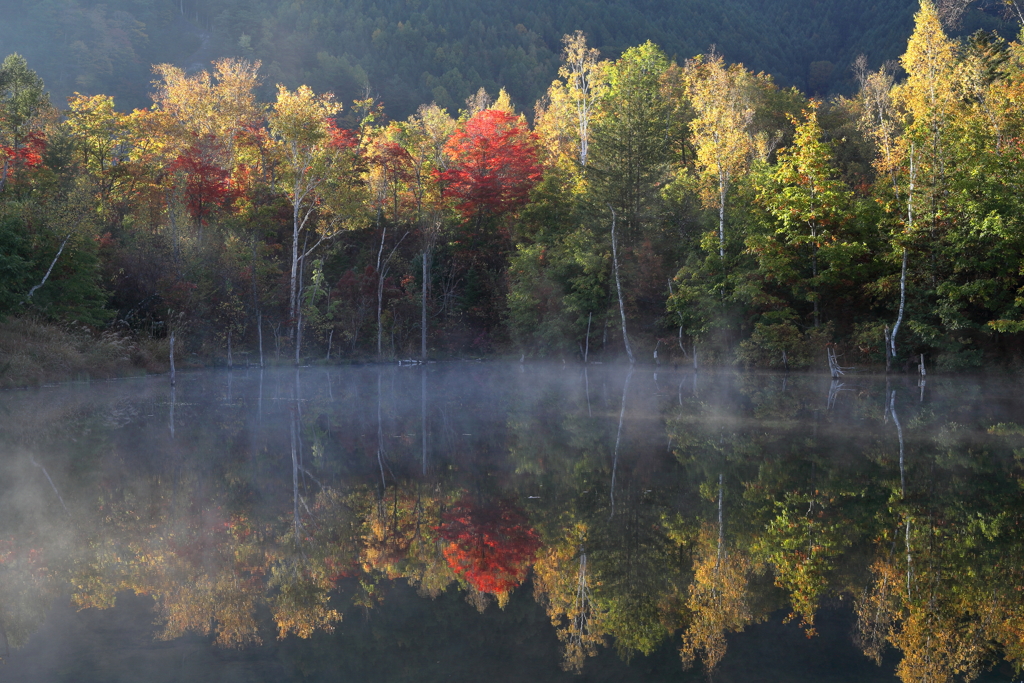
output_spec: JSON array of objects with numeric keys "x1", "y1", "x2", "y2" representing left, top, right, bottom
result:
[
  {"x1": 401, "y1": 104, "x2": 454, "y2": 359},
  {"x1": 684, "y1": 53, "x2": 759, "y2": 258},
  {"x1": 268, "y1": 84, "x2": 347, "y2": 334},
  {"x1": 886, "y1": 0, "x2": 959, "y2": 364},
  {"x1": 559, "y1": 31, "x2": 603, "y2": 168}
]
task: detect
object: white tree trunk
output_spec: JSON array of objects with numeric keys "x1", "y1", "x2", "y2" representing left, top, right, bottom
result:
[
  {"x1": 169, "y1": 385, "x2": 176, "y2": 438},
  {"x1": 609, "y1": 206, "x2": 634, "y2": 364},
  {"x1": 377, "y1": 226, "x2": 387, "y2": 360},
  {"x1": 891, "y1": 145, "x2": 914, "y2": 363},
  {"x1": 294, "y1": 233, "x2": 309, "y2": 366},
  {"x1": 718, "y1": 174, "x2": 727, "y2": 259},
  {"x1": 25, "y1": 235, "x2": 71, "y2": 302},
  {"x1": 169, "y1": 331, "x2": 176, "y2": 385},
  {"x1": 891, "y1": 248, "x2": 908, "y2": 362},
  {"x1": 257, "y1": 312, "x2": 264, "y2": 368},
  {"x1": 609, "y1": 366, "x2": 633, "y2": 518},
  {"x1": 421, "y1": 250, "x2": 428, "y2": 360},
  {"x1": 290, "y1": 202, "x2": 300, "y2": 333},
  {"x1": 584, "y1": 312, "x2": 592, "y2": 364}
]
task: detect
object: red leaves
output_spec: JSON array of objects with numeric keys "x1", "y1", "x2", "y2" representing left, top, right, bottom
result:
[
  {"x1": 20, "y1": 131, "x2": 46, "y2": 168},
  {"x1": 0, "y1": 130, "x2": 46, "y2": 173},
  {"x1": 436, "y1": 497, "x2": 540, "y2": 597},
  {"x1": 328, "y1": 124, "x2": 360, "y2": 151},
  {"x1": 437, "y1": 109, "x2": 542, "y2": 220},
  {"x1": 167, "y1": 136, "x2": 235, "y2": 222},
  {"x1": 326, "y1": 120, "x2": 370, "y2": 190},
  {"x1": 0, "y1": 538, "x2": 48, "y2": 576},
  {"x1": 370, "y1": 141, "x2": 413, "y2": 184}
]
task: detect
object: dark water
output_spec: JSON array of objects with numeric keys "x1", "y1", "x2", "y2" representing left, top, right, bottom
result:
[{"x1": 1, "y1": 364, "x2": 1022, "y2": 683}]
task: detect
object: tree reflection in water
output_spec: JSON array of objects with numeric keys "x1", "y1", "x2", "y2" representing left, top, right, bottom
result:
[{"x1": 0, "y1": 366, "x2": 1022, "y2": 682}]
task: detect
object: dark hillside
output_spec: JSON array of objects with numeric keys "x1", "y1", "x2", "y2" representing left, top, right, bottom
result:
[{"x1": 0, "y1": 0, "x2": 1008, "y2": 116}]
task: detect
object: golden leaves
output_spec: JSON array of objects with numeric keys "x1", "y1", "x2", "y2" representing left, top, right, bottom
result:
[
  {"x1": 679, "y1": 523, "x2": 756, "y2": 673},
  {"x1": 683, "y1": 53, "x2": 758, "y2": 211}
]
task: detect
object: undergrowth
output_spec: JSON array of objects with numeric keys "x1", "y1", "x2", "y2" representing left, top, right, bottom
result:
[{"x1": 0, "y1": 317, "x2": 167, "y2": 388}]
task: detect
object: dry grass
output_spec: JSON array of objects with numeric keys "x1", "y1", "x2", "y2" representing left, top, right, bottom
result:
[{"x1": 0, "y1": 316, "x2": 168, "y2": 388}]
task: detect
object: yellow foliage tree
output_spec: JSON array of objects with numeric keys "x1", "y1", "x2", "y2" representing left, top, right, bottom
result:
[
  {"x1": 268, "y1": 84, "x2": 347, "y2": 340},
  {"x1": 64, "y1": 93, "x2": 129, "y2": 203},
  {"x1": 559, "y1": 31, "x2": 604, "y2": 168},
  {"x1": 680, "y1": 522, "x2": 757, "y2": 672},
  {"x1": 532, "y1": 523, "x2": 607, "y2": 672},
  {"x1": 885, "y1": 0, "x2": 962, "y2": 360},
  {"x1": 149, "y1": 59, "x2": 263, "y2": 160},
  {"x1": 684, "y1": 53, "x2": 761, "y2": 258}
]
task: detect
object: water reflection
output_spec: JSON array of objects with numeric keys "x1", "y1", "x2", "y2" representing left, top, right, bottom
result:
[{"x1": 0, "y1": 366, "x2": 1022, "y2": 682}]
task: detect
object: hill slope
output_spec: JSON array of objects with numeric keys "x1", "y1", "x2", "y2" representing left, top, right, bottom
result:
[{"x1": 0, "y1": 0, "x2": 1008, "y2": 117}]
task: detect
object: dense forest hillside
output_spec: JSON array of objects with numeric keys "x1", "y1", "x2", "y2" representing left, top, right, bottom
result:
[{"x1": 0, "y1": 0, "x2": 1008, "y2": 118}]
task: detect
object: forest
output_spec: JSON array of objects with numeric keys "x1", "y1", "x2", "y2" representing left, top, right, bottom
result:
[
  {"x1": 4, "y1": 0, "x2": 1024, "y2": 375},
  {"x1": 4, "y1": 0, "x2": 1007, "y2": 117}
]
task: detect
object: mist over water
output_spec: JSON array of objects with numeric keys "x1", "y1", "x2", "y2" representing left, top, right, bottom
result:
[{"x1": 0, "y1": 365, "x2": 1021, "y2": 682}]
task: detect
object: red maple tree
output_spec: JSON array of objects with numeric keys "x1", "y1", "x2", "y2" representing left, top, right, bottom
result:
[
  {"x1": 436, "y1": 109, "x2": 542, "y2": 220},
  {"x1": 167, "y1": 135, "x2": 235, "y2": 224},
  {"x1": 328, "y1": 123, "x2": 361, "y2": 152},
  {"x1": 0, "y1": 130, "x2": 46, "y2": 185},
  {"x1": 436, "y1": 497, "x2": 541, "y2": 597}
]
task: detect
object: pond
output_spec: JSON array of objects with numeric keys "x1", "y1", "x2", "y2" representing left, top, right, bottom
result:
[{"x1": 1, "y1": 364, "x2": 1022, "y2": 683}]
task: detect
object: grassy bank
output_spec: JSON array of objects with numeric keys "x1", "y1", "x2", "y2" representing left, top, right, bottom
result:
[{"x1": 0, "y1": 317, "x2": 168, "y2": 388}]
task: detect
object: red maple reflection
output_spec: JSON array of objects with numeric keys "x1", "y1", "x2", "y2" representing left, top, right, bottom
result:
[{"x1": 436, "y1": 497, "x2": 540, "y2": 597}]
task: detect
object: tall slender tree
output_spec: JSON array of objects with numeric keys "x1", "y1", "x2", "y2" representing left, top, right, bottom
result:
[
  {"x1": 0, "y1": 54, "x2": 48, "y2": 192},
  {"x1": 559, "y1": 31, "x2": 603, "y2": 168},
  {"x1": 685, "y1": 52, "x2": 759, "y2": 259},
  {"x1": 268, "y1": 84, "x2": 347, "y2": 337},
  {"x1": 886, "y1": 0, "x2": 960, "y2": 363}
]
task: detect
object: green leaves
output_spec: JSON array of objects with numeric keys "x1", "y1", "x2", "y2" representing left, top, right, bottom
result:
[
  {"x1": 589, "y1": 42, "x2": 671, "y2": 235},
  {"x1": 744, "y1": 105, "x2": 866, "y2": 334}
]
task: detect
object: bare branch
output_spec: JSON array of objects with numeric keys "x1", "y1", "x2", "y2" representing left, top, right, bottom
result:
[{"x1": 936, "y1": 0, "x2": 973, "y2": 28}]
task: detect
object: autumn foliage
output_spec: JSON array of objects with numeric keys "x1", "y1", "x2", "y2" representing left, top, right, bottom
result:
[
  {"x1": 436, "y1": 497, "x2": 540, "y2": 600},
  {"x1": 0, "y1": 130, "x2": 46, "y2": 175},
  {"x1": 437, "y1": 109, "x2": 542, "y2": 219},
  {"x1": 167, "y1": 138, "x2": 235, "y2": 224}
]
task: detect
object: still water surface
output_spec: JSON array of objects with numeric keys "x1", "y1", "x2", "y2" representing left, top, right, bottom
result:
[{"x1": 1, "y1": 364, "x2": 1022, "y2": 682}]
